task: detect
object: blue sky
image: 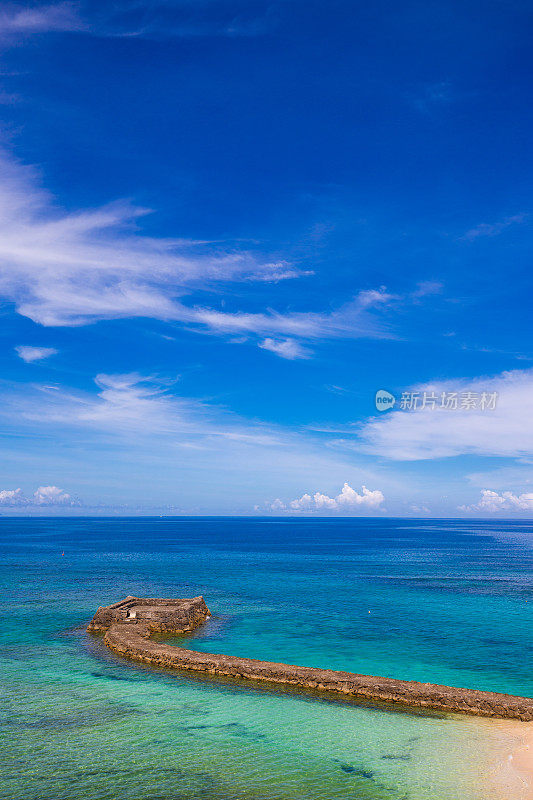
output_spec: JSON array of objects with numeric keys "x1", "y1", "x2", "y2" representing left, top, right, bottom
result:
[{"x1": 0, "y1": 0, "x2": 531, "y2": 515}]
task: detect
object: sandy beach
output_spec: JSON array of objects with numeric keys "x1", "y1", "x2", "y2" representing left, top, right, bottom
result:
[{"x1": 489, "y1": 721, "x2": 533, "y2": 799}]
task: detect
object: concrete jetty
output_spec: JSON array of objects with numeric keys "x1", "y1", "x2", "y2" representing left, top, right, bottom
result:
[{"x1": 88, "y1": 597, "x2": 533, "y2": 721}]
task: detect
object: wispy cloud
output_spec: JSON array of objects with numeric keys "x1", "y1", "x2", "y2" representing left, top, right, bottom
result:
[
  {"x1": 324, "y1": 384, "x2": 353, "y2": 396},
  {"x1": 356, "y1": 368, "x2": 533, "y2": 461},
  {"x1": 6, "y1": 371, "x2": 286, "y2": 446},
  {"x1": 0, "y1": 1, "x2": 275, "y2": 42},
  {"x1": 466, "y1": 462, "x2": 533, "y2": 490},
  {"x1": 0, "y1": 149, "x2": 399, "y2": 353},
  {"x1": 461, "y1": 213, "x2": 528, "y2": 241},
  {"x1": 191, "y1": 289, "x2": 394, "y2": 342},
  {"x1": 460, "y1": 489, "x2": 533, "y2": 513},
  {"x1": 97, "y1": 1, "x2": 276, "y2": 40},
  {"x1": 15, "y1": 345, "x2": 58, "y2": 362},
  {"x1": 410, "y1": 280, "x2": 443, "y2": 300},
  {"x1": 409, "y1": 503, "x2": 430, "y2": 515},
  {"x1": 0, "y1": 3, "x2": 83, "y2": 37},
  {"x1": 410, "y1": 81, "x2": 454, "y2": 113}
]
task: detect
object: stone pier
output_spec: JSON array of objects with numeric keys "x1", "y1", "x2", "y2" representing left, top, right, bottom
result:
[{"x1": 88, "y1": 597, "x2": 533, "y2": 721}]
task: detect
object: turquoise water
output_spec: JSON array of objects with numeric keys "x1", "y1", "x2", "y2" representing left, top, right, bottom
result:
[{"x1": 1, "y1": 516, "x2": 532, "y2": 799}]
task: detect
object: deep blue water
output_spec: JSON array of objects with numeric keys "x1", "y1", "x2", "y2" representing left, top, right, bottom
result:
[{"x1": 1, "y1": 516, "x2": 532, "y2": 800}]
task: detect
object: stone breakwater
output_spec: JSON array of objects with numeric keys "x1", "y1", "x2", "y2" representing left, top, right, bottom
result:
[{"x1": 88, "y1": 597, "x2": 533, "y2": 721}]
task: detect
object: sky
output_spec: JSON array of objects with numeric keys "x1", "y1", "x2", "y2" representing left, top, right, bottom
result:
[{"x1": 0, "y1": 0, "x2": 531, "y2": 516}]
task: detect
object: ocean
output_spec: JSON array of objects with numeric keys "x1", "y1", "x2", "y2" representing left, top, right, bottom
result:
[{"x1": 1, "y1": 516, "x2": 532, "y2": 800}]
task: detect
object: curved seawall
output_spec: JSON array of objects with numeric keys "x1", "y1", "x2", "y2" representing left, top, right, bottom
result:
[{"x1": 102, "y1": 622, "x2": 533, "y2": 721}]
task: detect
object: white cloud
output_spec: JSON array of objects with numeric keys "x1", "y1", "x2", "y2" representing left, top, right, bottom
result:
[
  {"x1": 0, "y1": 372, "x2": 396, "y2": 513},
  {"x1": 288, "y1": 493, "x2": 311, "y2": 509},
  {"x1": 259, "y1": 337, "x2": 312, "y2": 360},
  {"x1": 0, "y1": 485, "x2": 77, "y2": 506},
  {"x1": 357, "y1": 368, "x2": 533, "y2": 461},
  {"x1": 15, "y1": 345, "x2": 58, "y2": 362},
  {"x1": 269, "y1": 498, "x2": 286, "y2": 511},
  {"x1": 287, "y1": 482, "x2": 385, "y2": 512},
  {"x1": 33, "y1": 485, "x2": 73, "y2": 505},
  {"x1": 460, "y1": 490, "x2": 533, "y2": 514},
  {"x1": 0, "y1": 149, "x2": 394, "y2": 348}
]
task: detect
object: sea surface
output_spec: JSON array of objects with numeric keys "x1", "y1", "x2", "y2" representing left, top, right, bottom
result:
[{"x1": 1, "y1": 516, "x2": 532, "y2": 800}]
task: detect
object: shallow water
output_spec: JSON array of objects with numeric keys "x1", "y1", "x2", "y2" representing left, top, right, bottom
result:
[{"x1": 1, "y1": 516, "x2": 532, "y2": 799}]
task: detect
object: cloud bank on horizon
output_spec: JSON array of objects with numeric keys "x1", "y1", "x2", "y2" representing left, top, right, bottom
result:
[
  {"x1": 460, "y1": 490, "x2": 533, "y2": 514},
  {"x1": 0, "y1": 0, "x2": 531, "y2": 515},
  {"x1": 266, "y1": 483, "x2": 385, "y2": 513},
  {"x1": 0, "y1": 485, "x2": 77, "y2": 507}
]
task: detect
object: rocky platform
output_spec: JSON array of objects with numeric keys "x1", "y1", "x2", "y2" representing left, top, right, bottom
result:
[
  {"x1": 87, "y1": 595, "x2": 210, "y2": 633},
  {"x1": 88, "y1": 597, "x2": 533, "y2": 721}
]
